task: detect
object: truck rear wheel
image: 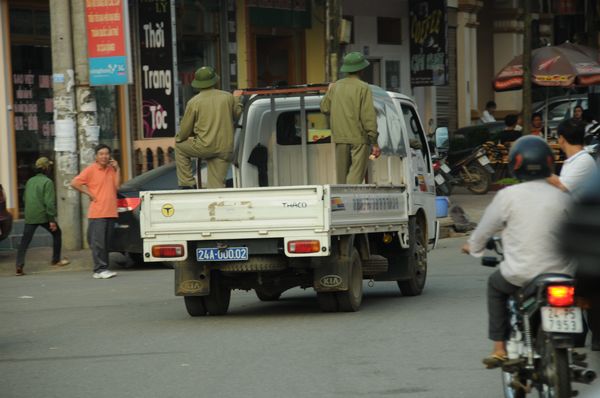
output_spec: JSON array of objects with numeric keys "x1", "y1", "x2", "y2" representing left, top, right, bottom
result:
[
  {"x1": 336, "y1": 248, "x2": 363, "y2": 312},
  {"x1": 203, "y1": 271, "x2": 231, "y2": 315},
  {"x1": 184, "y1": 296, "x2": 207, "y2": 317},
  {"x1": 397, "y1": 218, "x2": 427, "y2": 296},
  {"x1": 316, "y1": 292, "x2": 338, "y2": 312}
]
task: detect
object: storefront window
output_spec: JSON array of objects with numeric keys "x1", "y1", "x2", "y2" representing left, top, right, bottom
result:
[
  {"x1": 10, "y1": 6, "x2": 53, "y2": 216},
  {"x1": 176, "y1": 0, "x2": 220, "y2": 114}
]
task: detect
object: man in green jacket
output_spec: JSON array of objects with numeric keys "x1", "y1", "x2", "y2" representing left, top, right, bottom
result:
[
  {"x1": 15, "y1": 157, "x2": 69, "y2": 276},
  {"x1": 175, "y1": 66, "x2": 243, "y2": 189},
  {"x1": 320, "y1": 52, "x2": 380, "y2": 184}
]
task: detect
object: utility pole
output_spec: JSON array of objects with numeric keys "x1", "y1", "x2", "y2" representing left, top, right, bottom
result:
[
  {"x1": 522, "y1": 0, "x2": 532, "y2": 135},
  {"x1": 50, "y1": 0, "x2": 82, "y2": 250},
  {"x1": 71, "y1": 0, "x2": 98, "y2": 244}
]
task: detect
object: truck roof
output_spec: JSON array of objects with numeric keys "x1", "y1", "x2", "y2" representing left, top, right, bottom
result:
[{"x1": 234, "y1": 84, "x2": 415, "y2": 105}]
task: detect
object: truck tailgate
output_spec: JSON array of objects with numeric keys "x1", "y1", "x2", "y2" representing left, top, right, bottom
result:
[{"x1": 140, "y1": 186, "x2": 327, "y2": 239}]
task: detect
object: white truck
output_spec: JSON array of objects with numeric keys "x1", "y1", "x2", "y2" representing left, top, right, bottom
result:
[{"x1": 139, "y1": 85, "x2": 439, "y2": 316}]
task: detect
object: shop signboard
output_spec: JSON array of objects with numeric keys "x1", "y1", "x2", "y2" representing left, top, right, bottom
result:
[
  {"x1": 86, "y1": 0, "x2": 132, "y2": 85},
  {"x1": 409, "y1": 0, "x2": 448, "y2": 87},
  {"x1": 139, "y1": 0, "x2": 177, "y2": 138}
]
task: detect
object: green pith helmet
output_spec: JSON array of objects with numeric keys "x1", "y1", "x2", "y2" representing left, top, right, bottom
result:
[
  {"x1": 191, "y1": 66, "x2": 219, "y2": 89},
  {"x1": 340, "y1": 52, "x2": 370, "y2": 73}
]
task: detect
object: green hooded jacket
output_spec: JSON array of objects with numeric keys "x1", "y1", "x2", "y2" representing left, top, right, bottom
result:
[
  {"x1": 24, "y1": 173, "x2": 57, "y2": 224},
  {"x1": 320, "y1": 76, "x2": 378, "y2": 145}
]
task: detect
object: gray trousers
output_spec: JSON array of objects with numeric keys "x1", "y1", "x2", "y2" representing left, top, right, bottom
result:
[
  {"x1": 88, "y1": 218, "x2": 115, "y2": 273},
  {"x1": 488, "y1": 270, "x2": 520, "y2": 341}
]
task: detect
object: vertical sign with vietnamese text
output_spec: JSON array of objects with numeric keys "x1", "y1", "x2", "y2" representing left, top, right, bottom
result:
[
  {"x1": 139, "y1": 0, "x2": 175, "y2": 138},
  {"x1": 86, "y1": 0, "x2": 131, "y2": 85},
  {"x1": 409, "y1": 0, "x2": 448, "y2": 87}
]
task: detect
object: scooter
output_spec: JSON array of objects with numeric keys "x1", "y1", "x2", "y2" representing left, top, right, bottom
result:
[
  {"x1": 483, "y1": 238, "x2": 596, "y2": 398},
  {"x1": 432, "y1": 155, "x2": 452, "y2": 196}
]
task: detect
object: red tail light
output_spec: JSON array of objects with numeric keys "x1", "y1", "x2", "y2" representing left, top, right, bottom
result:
[
  {"x1": 117, "y1": 197, "x2": 141, "y2": 212},
  {"x1": 152, "y1": 244, "x2": 184, "y2": 258},
  {"x1": 547, "y1": 285, "x2": 575, "y2": 307},
  {"x1": 433, "y1": 161, "x2": 441, "y2": 171},
  {"x1": 288, "y1": 240, "x2": 321, "y2": 253}
]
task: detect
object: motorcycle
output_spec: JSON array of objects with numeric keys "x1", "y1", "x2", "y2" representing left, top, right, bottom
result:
[
  {"x1": 442, "y1": 146, "x2": 495, "y2": 195},
  {"x1": 432, "y1": 155, "x2": 452, "y2": 196},
  {"x1": 483, "y1": 238, "x2": 596, "y2": 398}
]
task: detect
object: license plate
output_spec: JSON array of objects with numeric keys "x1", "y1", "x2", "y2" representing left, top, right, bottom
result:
[
  {"x1": 441, "y1": 164, "x2": 451, "y2": 173},
  {"x1": 196, "y1": 247, "x2": 249, "y2": 262},
  {"x1": 478, "y1": 155, "x2": 491, "y2": 166},
  {"x1": 541, "y1": 306, "x2": 583, "y2": 333},
  {"x1": 434, "y1": 174, "x2": 446, "y2": 185}
]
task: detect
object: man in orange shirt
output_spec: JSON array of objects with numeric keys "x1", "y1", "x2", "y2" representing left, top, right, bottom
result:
[{"x1": 71, "y1": 144, "x2": 121, "y2": 279}]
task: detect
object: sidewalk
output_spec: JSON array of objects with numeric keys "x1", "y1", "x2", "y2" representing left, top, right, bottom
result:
[{"x1": 0, "y1": 189, "x2": 495, "y2": 277}]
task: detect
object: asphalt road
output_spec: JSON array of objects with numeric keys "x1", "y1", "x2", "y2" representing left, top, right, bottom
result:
[{"x1": 1, "y1": 238, "x2": 598, "y2": 398}]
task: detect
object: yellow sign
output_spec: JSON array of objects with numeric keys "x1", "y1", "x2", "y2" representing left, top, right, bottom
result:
[{"x1": 161, "y1": 203, "x2": 175, "y2": 217}]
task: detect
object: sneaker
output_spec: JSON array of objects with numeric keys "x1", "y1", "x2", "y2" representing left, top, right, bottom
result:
[
  {"x1": 92, "y1": 270, "x2": 117, "y2": 279},
  {"x1": 51, "y1": 258, "x2": 70, "y2": 267},
  {"x1": 15, "y1": 267, "x2": 25, "y2": 276}
]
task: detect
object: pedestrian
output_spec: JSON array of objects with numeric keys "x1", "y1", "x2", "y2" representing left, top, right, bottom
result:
[
  {"x1": 462, "y1": 136, "x2": 573, "y2": 368},
  {"x1": 530, "y1": 112, "x2": 544, "y2": 136},
  {"x1": 15, "y1": 157, "x2": 70, "y2": 276},
  {"x1": 547, "y1": 119, "x2": 598, "y2": 199},
  {"x1": 498, "y1": 114, "x2": 521, "y2": 145},
  {"x1": 320, "y1": 51, "x2": 380, "y2": 184},
  {"x1": 480, "y1": 101, "x2": 497, "y2": 123},
  {"x1": 71, "y1": 144, "x2": 120, "y2": 279},
  {"x1": 572, "y1": 105, "x2": 584, "y2": 122},
  {"x1": 175, "y1": 66, "x2": 242, "y2": 189}
]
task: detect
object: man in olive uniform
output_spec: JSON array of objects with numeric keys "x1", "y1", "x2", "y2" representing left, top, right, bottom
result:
[
  {"x1": 320, "y1": 52, "x2": 380, "y2": 184},
  {"x1": 175, "y1": 66, "x2": 242, "y2": 189}
]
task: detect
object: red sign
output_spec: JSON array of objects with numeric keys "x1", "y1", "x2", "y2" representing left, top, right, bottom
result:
[{"x1": 85, "y1": 0, "x2": 127, "y2": 58}]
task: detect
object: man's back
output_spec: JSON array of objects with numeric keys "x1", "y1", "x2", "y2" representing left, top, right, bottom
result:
[
  {"x1": 470, "y1": 180, "x2": 573, "y2": 286},
  {"x1": 320, "y1": 76, "x2": 377, "y2": 145}
]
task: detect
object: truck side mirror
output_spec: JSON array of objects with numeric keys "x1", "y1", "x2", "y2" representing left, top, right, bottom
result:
[{"x1": 434, "y1": 127, "x2": 449, "y2": 152}]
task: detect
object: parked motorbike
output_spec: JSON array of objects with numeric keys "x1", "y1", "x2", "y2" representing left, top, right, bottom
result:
[
  {"x1": 483, "y1": 238, "x2": 596, "y2": 398},
  {"x1": 442, "y1": 146, "x2": 495, "y2": 195},
  {"x1": 432, "y1": 155, "x2": 453, "y2": 196}
]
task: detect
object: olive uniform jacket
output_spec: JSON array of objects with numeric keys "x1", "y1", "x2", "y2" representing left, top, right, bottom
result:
[
  {"x1": 320, "y1": 76, "x2": 378, "y2": 145},
  {"x1": 175, "y1": 88, "x2": 243, "y2": 154}
]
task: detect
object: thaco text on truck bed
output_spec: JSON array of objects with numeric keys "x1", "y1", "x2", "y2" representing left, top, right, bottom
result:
[{"x1": 139, "y1": 84, "x2": 439, "y2": 316}]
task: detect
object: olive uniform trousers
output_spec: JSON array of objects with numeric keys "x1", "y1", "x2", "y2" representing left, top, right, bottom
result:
[
  {"x1": 175, "y1": 139, "x2": 231, "y2": 188},
  {"x1": 335, "y1": 143, "x2": 370, "y2": 184}
]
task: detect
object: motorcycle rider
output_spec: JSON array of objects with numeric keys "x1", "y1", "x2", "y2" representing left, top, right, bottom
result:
[{"x1": 462, "y1": 136, "x2": 574, "y2": 368}]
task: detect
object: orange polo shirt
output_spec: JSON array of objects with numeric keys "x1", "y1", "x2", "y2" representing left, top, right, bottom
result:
[{"x1": 73, "y1": 163, "x2": 118, "y2": 219}]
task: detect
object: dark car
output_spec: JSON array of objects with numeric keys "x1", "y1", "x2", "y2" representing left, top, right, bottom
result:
[
  {"x1": 109, "y1": 161, "x2": 231, "y2": 265},
  {"x1": 0, "y1": 184, "x2": 13, "y2": 242}
]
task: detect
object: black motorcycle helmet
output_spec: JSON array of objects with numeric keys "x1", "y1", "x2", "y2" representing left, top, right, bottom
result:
[{"x1": 508, "y1": 135, "x2": 554, "y2": 181}]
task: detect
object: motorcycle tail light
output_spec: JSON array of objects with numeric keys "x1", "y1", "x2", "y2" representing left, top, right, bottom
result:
[
  {"x1": 547, "y1": 285, "x2": 575, "y2": 307},
  {"x1": 433, "y1": 162, "x2": 441, "y2": 171}
]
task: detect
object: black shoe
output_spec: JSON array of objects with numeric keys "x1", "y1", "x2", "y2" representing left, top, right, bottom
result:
[{"x1": 179, "y1": 185, "x2": 197, "y2": 190}]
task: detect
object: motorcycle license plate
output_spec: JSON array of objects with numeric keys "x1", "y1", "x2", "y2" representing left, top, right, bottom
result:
[
  {"x1": 478, "y1": 155, "x2": 491, "y2": 166},
  {"x1": 441, "y1": 164, "x2": 451, "y2": 173},
  {"x1": 434, "y1": 174, "x2": 446, "y2": 185},
  {"x1": 541, "y1": 306, "x2": 583, "y2": 333},
  {"x1": 196, "y1": 247, "x2": 248, "y2": 262}
]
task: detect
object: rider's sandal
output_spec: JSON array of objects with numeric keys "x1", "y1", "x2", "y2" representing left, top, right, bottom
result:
[{"x1": 482, "y1": 354, "x2": 508, "y2": 369}]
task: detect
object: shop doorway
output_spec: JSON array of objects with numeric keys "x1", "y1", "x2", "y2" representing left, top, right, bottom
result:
[{"x1": 256, "y1": 36, "x2": 296, "y2": 87}]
